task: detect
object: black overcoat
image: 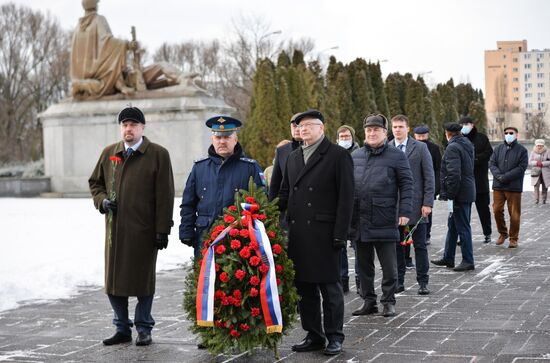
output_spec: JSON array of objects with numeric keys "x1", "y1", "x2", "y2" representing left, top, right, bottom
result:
[
  {"x1": 463, "y1": 127, "x2": 493, "y2": 194},
  {"x1": 278, "y1": 136, "x2": 354, "y2": 283}
]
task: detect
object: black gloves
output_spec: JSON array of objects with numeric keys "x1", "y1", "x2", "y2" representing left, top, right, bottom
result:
[
  {"x1": 101, "y1": 199, "x2": 117, "y2": 214},
  {"x1": 181, "y1": 238, "x2": 196, "y2": 248},
  {"x1": 155, "y1": 233, "x2": 169, "y2": 250},
  {"x1": 333, "y1": 238, "x2": 346, "y2": 249}
]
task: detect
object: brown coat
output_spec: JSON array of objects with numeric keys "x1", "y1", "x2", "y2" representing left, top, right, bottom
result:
[{"x1": 89, "y1": 137, "x2": 174, "y2": 296}]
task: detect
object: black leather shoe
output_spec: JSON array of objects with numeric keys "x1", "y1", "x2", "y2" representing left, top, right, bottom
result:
[
  {"x1": 483, "y1": 235, "x2": 491, "y2": 244},
  {"x1": 102, "y1": 332, "x2": 132, "y2": 345},
  {"x1": 453, "y1": 262, "x2": 475, "y2": 272},
  {"x1": 352, "y1": 302, "x2": 378, "y2": 316},
  {"x1": 418, "y1": 284, "x2": 430, "y2": 295},
  {"x1": 431, "y1": 258, "x2": 455, "y2": 268},
  {"x1": 382, "y1": 304, "x2": 396, "y2": 317},
  {"x1": 324, "y1": 341, "x2": 343, "y2": 355},
  {"x1": 136, "y1": 332, "x2": 152, "y2": 346},
  {"x1": 291, "y1": 337, "x2": 325, "y2": 352},
  {"x1": 396, "y1": 285, "x2": 405, "y2": 293}
]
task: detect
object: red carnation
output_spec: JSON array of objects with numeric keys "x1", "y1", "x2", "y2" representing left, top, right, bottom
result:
[
  {"x1": 250, "y1": 275, "x2": 260, "y2": 286},
  {"x1": 279, "y1": 295, "x2": 283, "y2": 302},
  {"x1": 221, "y1": 297, "x2": 231, "y2": 306},
  {"x1": 250, "y1": 288, "x2": 259, "y2": 297},
  {"x1": 251, "y1": 307, "x2": 260, "y2": 317},
  {"x1": 213, "y1": 225, "x2": 225, "y2": 233},
  {"x1": 239, "y1": 323, "x2": 250, "y2": 331},
  {"x1": 230, "y1": 329, "x2": 240, "y2": 337},
  {"x1": 224, "y1": 215, "x2": 235, "y2": 223},
  {"x1": 228, "y1": 205, "x2": 237, "y2": 211},
  {"x1": 276, "y1": 278, "x2": 282, "y2": 285},
  {"x1": 272, "y1": 244, "x2": 282, "y2": 254},
  {"x1": 239, "y1": 229, "x2": 250, "y2": 238},
  {"x1": 215, "y1": 245, "x2": 226, "y2": 254},
  {"x1": 259, "y1": 264, "x2": 269, "y2": 274},
  {"x1": 229, "y1": 228, "x2": 239, "y2": 237},
  {"x1": 214, "y1": 290, "x2": 225, "y2": 300},
  {"x1": 257, "y1": 214, "x2": 267, "y2": 221},
  {"x1": 276, "y1": 264, "x2": 283, "y2": 273},
  {"x1": 109, "y1": 156, "x2": 122, "y2": 164},
  {"x1": 215, "y1": 263, "x2": 220, "y2": 272},
  {"x1": 230, "y1": 239, "x2": 241, "y2": 250},
  {"x1": 249, "y1": 256, "x2": 261, "y2": 266},
  {"x1": 219, "y1": 272, "x2": 229, "y2": 283},
  {"x1": 239, "y1": 247, "x2": 251, "y2": 259},
  {"x1": 215, "y1": 320, "x2": 223, "y2": 328},
  {"x1": 235, "y1": 269, "x2": 246, "y2": 281},
  {"x1": 233, "y1": 298, "x2": 241, "y2": 307},
  {"x1": 249, "y1": 241, "x2": 259, "y2": 250},
  {"x1": 232, "y1": 289, "x2": 242, "y2": 299},
  {"x1": 267, "y1": 230, "x2": 276, "y2": 239},
  {"x1": 245, "y1": 196, "x2": 255, "y2": 204},
  {"x1": 203, "y1": 239, "x2": 212, "y2": 247}
]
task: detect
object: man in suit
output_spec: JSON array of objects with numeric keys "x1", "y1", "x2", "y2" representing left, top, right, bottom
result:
[
  {"x1": 278, "y1": 110, "x2": 354, "y2": 356},
  {"x1": 413, "y1": 126, "x2": 442, "y2": 245},
  {"x1": 390, "y1": 115, "x2": 435, "y2": 295}
]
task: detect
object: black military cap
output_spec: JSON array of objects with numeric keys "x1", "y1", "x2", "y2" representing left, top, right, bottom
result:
[
  {"x1": 459, "y1": 116, "x2": 474, "y2": 124},
  {"x1": 205, "y1": 115, "x2": 242, "y2": 136},
  {"x1": 363, "y1": 114, "x2": 388, "y2": 129},
  {"x1": 413, "y1": 125, "x2": 430, "y2": 134},
  {"x1": 294, "y1": 110, "x2": 324, "y2": 124},
  {"x1": 118, "y1": 106, "x2": 145, "y2": 124},
  {"x1": 444, "y1": 122, "x2": 462, "y2": 132}
]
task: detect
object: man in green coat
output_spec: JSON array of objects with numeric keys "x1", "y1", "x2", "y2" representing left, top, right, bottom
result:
[{"x1": 89, "y1": 106, "x2": 175, "y2": 346}]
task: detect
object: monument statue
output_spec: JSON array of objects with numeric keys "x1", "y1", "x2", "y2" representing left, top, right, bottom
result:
[{"x1": 70, "y1": 0, "x2": 205, "y2": 100}]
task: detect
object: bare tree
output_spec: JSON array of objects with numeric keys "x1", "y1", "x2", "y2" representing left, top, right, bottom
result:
[
  {"x1": 525, "y1": 107, "x2": 548, "y2": 139},
  {"x1": 493, "y1": 73, "x2": 508, "y2": 136},
  {"x1": 0, "y1": 3, "x2": 70, "y2": 163}
]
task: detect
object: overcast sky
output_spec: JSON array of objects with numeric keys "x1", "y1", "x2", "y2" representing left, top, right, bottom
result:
[{"x1": 4, "y1": 0, "x2": 550, "y2": 91}]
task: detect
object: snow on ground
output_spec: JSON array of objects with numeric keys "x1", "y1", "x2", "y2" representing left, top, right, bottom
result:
[{"x1": 0, "y1": 198, "x2": 193, "y2": 312}]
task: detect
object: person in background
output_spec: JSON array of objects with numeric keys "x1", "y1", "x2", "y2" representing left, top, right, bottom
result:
[
  {"x1": 335, "y1": 125, "x2": 360, "y2": 294},
  {"x1": 529, "y1": 139, "x2": 550, "y2": 204},
  {"x1": 489, "y1": 126, "x2": 528, "y2": 248},
  {"x1": 459, "y1": 117, "x2": 493, "y2": 244},
  {"x1": 264, "y1": 139, "x2": 291, "y2": 189}
]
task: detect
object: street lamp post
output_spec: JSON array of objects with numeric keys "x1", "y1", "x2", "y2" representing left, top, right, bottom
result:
[{"x1": 256, "y1": 30, "x2": 282, "y2": 59}]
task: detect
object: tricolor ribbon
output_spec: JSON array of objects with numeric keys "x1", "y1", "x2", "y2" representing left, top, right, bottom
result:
[{"x1": 196, "y1": 203, "x2": 283, "y2": 334}]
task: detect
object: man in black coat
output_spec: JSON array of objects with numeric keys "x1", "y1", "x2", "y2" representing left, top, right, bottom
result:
[
  {"x1": 459, "y1": 116, "x2": 493, "y2": 243},
  {"x1": 278, "y1": 110, "x2": 354, "y2": 356},
  {"x1": 350, "y1": 114, "x2": 413, "y2": 318},
  {"x1": 413, "y1": 125, "x2": 441, "y2": 244},
  {"x1": 431, "y1": 123, "x2": 476, "y2": 272}
]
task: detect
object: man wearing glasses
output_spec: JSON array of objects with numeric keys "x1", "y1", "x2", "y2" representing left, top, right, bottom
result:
[
  {"x1": 278, "y1": 110, "x2": 354, "y2": 356},
  {"x1": 489, "y1": 126, "x2": 528, "y2": 248}
]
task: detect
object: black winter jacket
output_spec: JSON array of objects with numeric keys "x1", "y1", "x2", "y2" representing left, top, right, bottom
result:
[
  {"x1": 489, "y1": 140, "x2": 528, "y2": 192},
  {"x1": 440, "y1": 135, "x2": 476, "y2": 202},
  {"x1": 463, "y1": 127, "x2": 493, "y2": 194}
]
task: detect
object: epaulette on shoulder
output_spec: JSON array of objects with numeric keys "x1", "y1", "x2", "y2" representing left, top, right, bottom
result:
[
  {"x1": 240, "y1": 157, "x2": 257, "y2": 164},
  {"x1": 194, "y1": 156, "x2": 209, "y2": 163}
]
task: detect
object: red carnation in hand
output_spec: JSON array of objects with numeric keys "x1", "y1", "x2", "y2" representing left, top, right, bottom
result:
[
  {"x1": 239, "y1": 323, "x2": 250, "y2": 331},
  {"x1": 235, "y1": 269, "x2": 246, "y2": 281},
  {"x1": 215, "y1": 245, "x2": 226, "y2": 254},
  {"x1": 228, "y1": 205, "x2": 237, "y2": 211},
  {"x1": 230, "y1": 329, "x2": 240, "y2": 337},
  {"x1": 272, "y1": 244, "x2": 282, "y2": 254},
  {"x1": 239, "y1": 246, "x2": 251, "y2": 259},
  {"x1": 275, "y1": 264, "x2": 283, "y2": 273},
  {"x1": 267, "y1": 230, "x2": 276, "y2": 239},
  {"x1": 250, "y1": 275, "x2": 260, "y2": 286},
  {"x1": 251, "y1": 307, "x2": 260, "y2": 317},
  {"x1": 219, "y1": 272, "x2": 229, "y2": 283},
  {"x1": 239, "y1": 229, "x2": 250, "y2": 238},
  {"x1": 224, "y1": 215, "x2": 235, "y2": 223},
  {"x1": 249, "y1": 241, "x2": 259, "y2": 250},
  {"x1": 245, "y1": 196, "x2": 255, "y2": 204},
  {"x1": 259, "y1": 264, "x2": 269, "y2": 274},
  {"x1": 230, "y1": 239, "x2": 241, "y2": 250},
  {"x1": 249, "y1": 288, "x2": 259, "y2": 297},
  {"x1": 109, "y1": 156, "x2": 122, "y2": 164},
  {"x1": 229, "y1": 228, "x2": 239, "y2": 237},
  {"x1": 249, "y1": 256, "x2": 261, "y2": 266}
]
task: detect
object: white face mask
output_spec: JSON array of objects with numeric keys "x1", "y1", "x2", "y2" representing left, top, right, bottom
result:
[
  {"x1": 461, "y1": 125, "x2": 472, "y2": 135},
  {"x1": 505, "y1": 134, "x2": 516, "y2": 143},
  {"x1": 338, "y1": 140, "x2": 352, "y2": 149}
]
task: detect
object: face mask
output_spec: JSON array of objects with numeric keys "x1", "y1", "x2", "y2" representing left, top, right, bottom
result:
[
  {"x1": 461, "y1": 126, "x2": 472, "y2": 135},
  {"x1": 505, "y1": 134, "x2": 516, "y2": 143},
  {"x1": 338, "y1": 140, "x2": 352, "y2": 149}
]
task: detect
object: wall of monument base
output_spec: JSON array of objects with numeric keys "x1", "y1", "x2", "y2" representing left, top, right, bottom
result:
[{"x1": 41, "y1": 96, "x2": 233, "y2": 196}]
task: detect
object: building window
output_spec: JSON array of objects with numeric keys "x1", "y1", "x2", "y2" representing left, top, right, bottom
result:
[
  {"x1": 513, "y1": 67, "x2": 518, "y2": 72},
  {"x1": 513, "y1": 77, "x2": 519, "y2": 82},
  {"x1": 503, "y1": 54, "x2": 507, "y2": 59},
  {"x1": 513, "y1": 87, "x2": 519, "y2": 92},
  {"x1": 537, "y1": 63, "x2": 544, "y2": 68},
  {"x1": 538, "y1": 83, "x2": 545, "y2": 88},
  {"x1": 514, "y1": 97, "x2": 519, "y2": 101},
  {"x1": 538, "y1": 103, "x2": 546, "y2": 110},
  {"x1": 525, "y1": 74, "x2": 532, "y2": 80},
  {"x1": 526, "y1": 103, "x2": 533, "y2": 109},
  {"x1": 538, "y1": 92, "x2": 545, "y2": 98},
  {"x1": 538, "y1": 73, "x2": 545, "y2": 78},
  {"x1": 513, "y1": 57, "x2": 518, "y2": 62},
  {"x1": 524, "y1": 53, "x2": 531, "y2": 59},
  {"x1": 525, "y1": 113, "x2": 532, "y2": 121},
  {"x1": 525, "y1": 63, "x2": 532, "y2": 69},
  {"x1": 525, "y1": 93, "x2": 532, "y2": 98},
  {"x1": 525, "y1": 83, "x2": 532, "y2": 90}
]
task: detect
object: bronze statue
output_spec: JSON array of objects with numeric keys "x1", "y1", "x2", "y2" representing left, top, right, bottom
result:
[{"x1": 70, "y1": 0, "x2": 204, "y2": 100}]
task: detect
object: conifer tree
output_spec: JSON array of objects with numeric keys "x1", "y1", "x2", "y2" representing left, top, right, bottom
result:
[
  {"x1": 350, "y1": 69, "x2": 376, "y2": 133},
  {"x1": 368, "y1": 61, "x2": 389, "y2": 116},
  {"x1": 275, "y1": 67, "x2": 292, "y2": 137},
  {"x1": 455, "y1": 83, "x2": 477, "y2": 117},
  {"x1": 385, "y1": 73, "x2": 406, "y2": 118},
  {"x1": 304, "y1": 60, "x2": 325, "y2": 111},
  {"x1": 404, "y1": 77, "x2": 426, "y2": 129}
]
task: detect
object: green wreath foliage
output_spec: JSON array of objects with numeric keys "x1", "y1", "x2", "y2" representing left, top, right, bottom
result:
[{"x1": 183, "y1": 180, "x2": 299, "y2": 355}]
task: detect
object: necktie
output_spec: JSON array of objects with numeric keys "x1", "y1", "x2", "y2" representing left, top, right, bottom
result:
[
  {"x1": 398, "y1": 144, "x2": 405, "y2": 152},
  {"x1": 125, "y1": 147, "x2": 134, "y2": 159}
]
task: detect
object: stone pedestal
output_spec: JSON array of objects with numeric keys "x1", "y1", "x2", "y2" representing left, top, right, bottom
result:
[{"x1": 40, "y1": 95, "x2": 233, "y2": 196}]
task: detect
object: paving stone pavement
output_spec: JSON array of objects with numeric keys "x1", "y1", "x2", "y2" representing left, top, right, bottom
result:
[{"x1": 1, "y1": 193, "x2": 550, "y2": 362}]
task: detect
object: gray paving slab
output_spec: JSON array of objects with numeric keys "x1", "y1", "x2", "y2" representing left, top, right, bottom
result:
[{"x1": 1, "y1": 193, "x2": 550, "y2": 362}]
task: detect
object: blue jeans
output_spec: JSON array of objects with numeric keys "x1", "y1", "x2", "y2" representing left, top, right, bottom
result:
[
  {"x1": 107, "y1": 294, "x2": 155, "y2": 335},
  {"x1": 443, "y1": 202, "x2": 474, "y2": 265}
]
